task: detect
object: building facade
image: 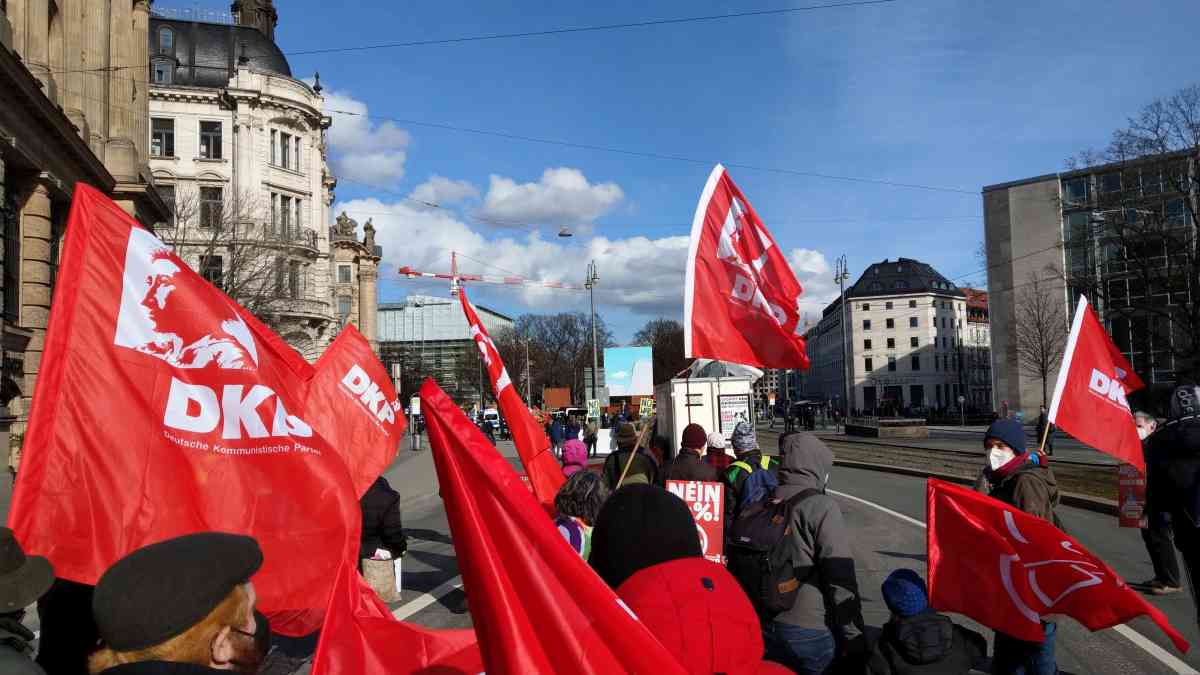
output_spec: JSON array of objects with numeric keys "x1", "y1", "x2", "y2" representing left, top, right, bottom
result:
[
  {"x1": 799, "y1": 258, "x2": 975, "y2": 415},
  {"x1": 983, "y1": 151, "x2": 1193, "y2": 418},
  {"x1": 146, "y1": 0, "x2": 376, "y2": 360},
  {"x1": 1, "y1": 0, "x2": 168, "y2": 448},
  {"x1": 378, "y1": 294, "x2": 513, "y2": 405},
  {"x1": 961, "y1": 288, "x2": 993, "y2": 410}
]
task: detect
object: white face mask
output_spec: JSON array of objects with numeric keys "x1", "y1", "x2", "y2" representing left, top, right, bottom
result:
[
  {"x1": 1137, "y1": 426, "x2": 1151, "y2": 441},
  {"x1": 988, "y1": 447, "x2": 1016, "y2": 471}
]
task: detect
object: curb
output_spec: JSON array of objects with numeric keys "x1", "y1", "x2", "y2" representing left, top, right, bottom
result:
[{"x1": 833, "y1": 458, "x2": 1119, "y2": 516}]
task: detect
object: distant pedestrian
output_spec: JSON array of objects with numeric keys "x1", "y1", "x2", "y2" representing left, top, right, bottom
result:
[
  {"x1": 983, "y1": 418, "x2": 1060, "y2": 675},
  {"x1": 561, "y1": 439, "x2": 589, "y2": 478},
  {"x1": 584, "y1": 420, "x2": 599, "y2": 457},
  {"x1": 549, "y1": 416, "x2": 565, "y2": 458},
  {"x1": 867, "y1": 569, "x2": 987, "y2": 675},
  {"x1": 601, "y1": 423, "x2": 657, "y2": 488},
  {"x1": 0, "y1": 527, "x2": 54, "y2": 675},
  {"x1": 1035, "y1": 405, "x2": 1055, "y2": 456},
  {"x1": 588, "y1": 485, "x2": 790, "y2": 674},
  {"x1": 1135, "y1": 411, "x2": 1182, "y2": 595},
  {"x1": 88, "y1": 532, "x2": 267, "y2": 674},
  {"x1": 566, "y1": 416, "x2": 582, "y2": 444},
  {"x1": 554, "y1": 471, "x2": 609, "y2": 560},
  {"x1": 360, "y1": 476, "x2": 408, "y2": 562},
  {"x1": 703, "y1": 432, "x2": 733, "y2": 473},
  {"x1": 660, "y1": 423, "x2": 719, "y2": 484}
]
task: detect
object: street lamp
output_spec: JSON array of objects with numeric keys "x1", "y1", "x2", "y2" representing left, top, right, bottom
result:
[
  {"x1": 585, "y1": 260, "x2": 600, "y2": 402},
  {"x1": 834, "y1": 255, "x2": 850, "y2": 417}
]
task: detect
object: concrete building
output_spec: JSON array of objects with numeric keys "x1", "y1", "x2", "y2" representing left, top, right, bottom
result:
[
  {"x1": 961, "y1": 288, "x2": 993, "y2": 409},
  {"x1": 378, "y1": 294, "x2": 513, "y2": 404},
  {"x1": 146, "y1": 0, "x2": 378, "y2": 360},
  {"x1": 983, "y1": 151, "x2": 1192, "y2": 418},
  {"x1": 1, "y1": 0, "x2": 169, "y2": 449},
  {"x1": 799, "y1": 258, "x2": 973, "y2": 414}
]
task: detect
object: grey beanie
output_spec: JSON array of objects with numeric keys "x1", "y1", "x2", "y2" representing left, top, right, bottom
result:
[{"x1": 731, "y1": 421, "x2": 757, "y2": 452}]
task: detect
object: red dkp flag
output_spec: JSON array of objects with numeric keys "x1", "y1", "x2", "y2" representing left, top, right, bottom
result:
[
  {"x1": 7, "y1": 185, "x2": 359, "y2": 636},
  {"x1": 311, "y1": 560, "x2": 482, "y2": 674},
  {"x1": 1047, "y1": 295, "x2": 1145, "y2": 470},
  {"x1": 459, "y1": 287, "x2": 563, "y2": 505},
  {"x1": 420, "y1": 379, "x2": 690, "y2": 674},
  {"x1": 308, "y1": 324, "x2": 406, "y2": 496},
  {"x1": 927, "y1": 479, "x2": 1187, "y2": 651},
  {"x1": 684, "y1": 164, "x2": 809, "y2": 369}
]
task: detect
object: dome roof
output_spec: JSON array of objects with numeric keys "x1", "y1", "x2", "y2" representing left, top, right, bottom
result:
[{"x1": 150, "y1": 17, "x2": 292, "y2": 89}]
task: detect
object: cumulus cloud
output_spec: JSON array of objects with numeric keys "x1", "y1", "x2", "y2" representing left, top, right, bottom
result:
[
  {"x1": 479, "y1": 167, "x2": 623, "y2": 226},
  {"x1": 409, "y1": 175, "x2": 479, "y2": 206},
  {"x1": 789, "y1": 248, "x2": 841, "y2": 326},
  {"x1": 321, "y1": 89, "x2": 410, "y2": 186}
]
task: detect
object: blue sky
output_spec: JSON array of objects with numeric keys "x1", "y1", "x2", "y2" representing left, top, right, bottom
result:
[{"x1": 262, "y1": 0, "x2": 1200, "y2": 341}]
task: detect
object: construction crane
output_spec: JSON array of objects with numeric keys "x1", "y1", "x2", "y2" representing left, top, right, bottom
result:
[{"x1": 396, "y1": 251, "x2": 585, "y2": 295}]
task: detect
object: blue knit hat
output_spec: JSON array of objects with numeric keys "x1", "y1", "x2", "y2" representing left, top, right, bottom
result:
[
  {"x1": 881, "y1": 568, "x2": 928, "y2": 618},
  {"x1": 984, "y1": 418, "x2": 1027, "y2": 455}
]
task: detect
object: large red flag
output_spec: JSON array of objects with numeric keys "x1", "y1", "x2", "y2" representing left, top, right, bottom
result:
[
  {"x1": 308, "y1": 324, "x2": 406, "y2": 496},
  {"x1": 927, "y1": 479, "x2": 1187, "y2": 651},
  {"x1": 311, "y1": 560, "x2": 482, "y2": 674},
  {"x1": 684, "y1": 164, "x2": 809, "y2": 369},
  {"x1": 419, "y1": 378, "x2": 690, "y2": 674},
  {"x1": 1048, "y1": 296, "x2": 1145, "y2": 470},
  {"x1": 458, "y1": 287, "x2": 563, "y2": 504},
  {"x1": 7, "y1": 185, "x2": 358, "y2": 636}
]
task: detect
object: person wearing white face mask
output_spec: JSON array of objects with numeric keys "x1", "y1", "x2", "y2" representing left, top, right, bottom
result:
[
  {"x1": 1135, "y1": 411, "x2": 1183, "y2": 595},
  {"x1": 981, "y1": 418, "x2": 1062, "y2": 675}
]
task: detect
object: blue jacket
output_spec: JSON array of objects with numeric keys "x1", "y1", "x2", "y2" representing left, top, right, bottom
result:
[{"x1": 549, "y1": 421, "x2": 565, "y2": 444}]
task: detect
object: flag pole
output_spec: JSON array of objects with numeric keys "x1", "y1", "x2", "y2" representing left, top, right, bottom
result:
[
  {"x1": 1036, "y1": 419, "x2": 1051, "y2": 456},
  {"x1": 616, "y1": 415, "x2": 655, "y2": 490}
]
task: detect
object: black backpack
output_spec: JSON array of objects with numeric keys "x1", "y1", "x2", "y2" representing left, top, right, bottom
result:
[{"x1": 726, "y1": 488, "x2": 821, "y2": 618}]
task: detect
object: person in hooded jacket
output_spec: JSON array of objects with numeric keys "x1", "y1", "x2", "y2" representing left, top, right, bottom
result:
[
  {"x1": 766, "y1": 432, "x2": 868, "y2": 674},
  {"x1": 588, "y1": 484, "x2": 791, "y2": 675},
  {"x1": 561, "y1": 438, "x2": 589, "y2": 478},
  {"x1": 602, "y1": 423, "x2": 658, "y2": 488},
  {"x1": 661, "y1": 423, "x2": 719, "y2": 484},
  {"x1": 982, "y1": 418, "x2": 1060, "y2": 675},
  {"x1": 359, "y1": 476, "x2": 408, "y2": 562},
  {"x1": 866, "y1": 569, "x2": 986, "y2": 675},
  {"x1": 1145, "y1": 384, "x2": 1200, "y2": 630}
]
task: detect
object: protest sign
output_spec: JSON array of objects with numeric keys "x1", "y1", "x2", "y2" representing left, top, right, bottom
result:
[
  {"x1": 1117, "y1": 464, "x2": 1147, "y2": 528},
  {"x1": 666, "y1": 480, "x2": 724, "y2": 563}
]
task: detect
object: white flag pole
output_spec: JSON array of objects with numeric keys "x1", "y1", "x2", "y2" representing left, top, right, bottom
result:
[{"x1": 1044, "y1": 295, "x2": 1090, "y2": 453}]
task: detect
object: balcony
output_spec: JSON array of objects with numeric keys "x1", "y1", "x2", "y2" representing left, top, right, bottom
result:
[
  {"x1": 264, "y1": 295, "x2": 331, "y2": 322},
  {"x1": 267, "y1": 226, "x2": 320, "y2": 253}
]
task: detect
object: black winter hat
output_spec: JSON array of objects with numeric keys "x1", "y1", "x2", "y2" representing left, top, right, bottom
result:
[
  {"x1": 588, "y1": 484, "x2": 701, "y2": 590},
  {"x1": 93, "y1": 532, "x2": 262, "y2": 651}
]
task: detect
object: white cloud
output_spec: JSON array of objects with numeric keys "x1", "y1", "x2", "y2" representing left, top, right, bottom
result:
[
  {"x1": 409, "y1": 175, "x2": 479, "y2": 206},
  {"x1": 478, "y1": 167, "x2": 623, "y2": 226},
  {"x1": 789, "y1": 248, "x2": 841, "y2": 326},
  {"x1": 321, "y1": 89, "x2": 410, "y2": 186}
]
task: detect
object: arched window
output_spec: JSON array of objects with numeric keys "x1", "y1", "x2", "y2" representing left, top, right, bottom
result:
[{"x1": 158, "y1": 27, "x2": 174, "y2": 55}]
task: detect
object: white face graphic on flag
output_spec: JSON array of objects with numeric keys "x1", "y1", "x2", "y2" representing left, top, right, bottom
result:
[
  {"x1": 470, "y1": 324, "x2": 511, "y2": 394},
  {"x1": 715, "y1": 197, "x2": 788, "y2": 328},
  {"x1": 998, "y1": 511, "x2": 1105, "y2": 624}
]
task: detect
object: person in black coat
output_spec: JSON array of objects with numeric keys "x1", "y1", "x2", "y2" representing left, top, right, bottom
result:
[
  {"x1": 360, "y1": 477, "x2": 408, "y2": 561},
  {"x1": 867, "y1": 569, "x2": 986, "y2": 675}
]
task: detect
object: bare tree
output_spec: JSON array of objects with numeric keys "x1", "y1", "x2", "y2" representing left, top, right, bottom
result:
[
  {"x1": 1014, "y1": 273, "x2": 1068, "y2": 406},
  {"x1": 631, "y1": 318, "x2": 690, "y2": 385},
  {"x1": 1061, "y1": 83, "x2": 1200, "y2": 387}
]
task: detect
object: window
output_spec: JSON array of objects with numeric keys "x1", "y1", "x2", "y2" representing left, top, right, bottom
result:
[
  {"x1": 280, "y1": 132, "x2": 291, "y2": 168},
  {"x1": 270, "y1": 130, "x2": 277, "y2": 164},
  {"x1": 909, "y1": 317, "x2": 918, "y2": 328},
  {"x1": 338, "y1": 264, "x2": 352, "y2": 284},
  {"x1": 911, "y1": 356, "x2": 920, "y2": 371},
  {"x1": 200, "y1": 255, "x2": 223, "y2": 288},
  {"x1": 158, "y1": 27, "x2": 174, "y2": 54},
  {"x1": 156, "y1": 184, "x2": 175, "y2": 227},
  {"x1": 151, "y1": 60, "x2": 172, "y2": 84},
  {"x1": 864, "y1": 358, "x2": 873, "y2": 372},
  {"x1": 288, "y1": 261, "x2": 300, "y2": 299},
  {"x1": 934, "y1": 356, "x2": 940, "y2": 371},
  {"x1": 862, "y1": 303, "x2": 870, "y2": 311},
  {"x1": 150, "y1": 118, "x2": 174, "y2": 157},
  {"x1": 908, "y1": 299, "x2": 916, "y2": 308},
  {"x1": 885, "y1": 318, "x2": 895, "y2": 329},
  {"x1": 1063, "y1": 176, "x2": 1091, "y2": 205},
  {"x1": 863, "y1": 339, "x2": 872, "y2": 351},
  {"x1": 862, "y1": 319, "x2": 871, "y2": 331},
  {"x1": 910, "y1": 336, "x2": 918, "y2": 348},
  {"x1": 199, "y1": 121, "x2": 222, "y2": 159},
  {"x1": 1167, "y1": 198, "x2": 1187, "y2": 226},
  {"x1": 893, "y1": 280, "x2": 908, "y2": 290},
  {"x1": 869, "y1": 281, "x2": 883, "y2": 291},
  {"x1": 885, "y1": 301, "x2": 893, "y2": 310},
  {"x1": 886, "y1": 337, "x2": 895, "y2": 349},
  {"x1": 279, "y1": 195, "x2": 292, "y2": 238},
  {"x1": 294, "y1": 136, "x2": 301, "y2": 171},
  {"x1": 274, "y1": 258, "x2": 286, "y2": 295},
  {"x1": 338, "y1": 296, "x2": 352, "y2": 319},
  {"x1": 887, "y1": 356, "x2": 896, "y2": 372},
  {"x1": 1098, "y1": 172, "x2": 1122, "y2": 194},
  {"x1": 199, "y1": 187, "x2": 223, "y2": 228}
]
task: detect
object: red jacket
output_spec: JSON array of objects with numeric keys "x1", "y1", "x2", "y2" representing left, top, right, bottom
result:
[{"x1": 615, "y1": 557, "x2": 791, "y2": 675}]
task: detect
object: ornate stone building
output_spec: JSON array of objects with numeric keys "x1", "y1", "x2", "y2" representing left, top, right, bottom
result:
[
  {"x1": 0, "y1": 0, "x2": 168, "y2": 448},
  {"x1": 146, "y1": 0, "x2": 379, "y2": 359}
]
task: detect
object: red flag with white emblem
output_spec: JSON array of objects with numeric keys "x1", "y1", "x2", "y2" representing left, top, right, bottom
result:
[
  {"x1": 927, "y1": 479, "x2": 1187, "y2": 651},
  {"x1": 308, "y1": 324, "x2": 406, "y2": 496},
  {"x1": 7, "y1": 185, "x2": 358, "y2": 636},
  {"x1": 459, "y1": 287, "x2": 563, "y2": 504},
  {"x1": 1047, "y1": 296, "x2": 1145, "y2": 470},
  {"x1": 684, "y1": 164, "x2": 809, "y2": 369}
]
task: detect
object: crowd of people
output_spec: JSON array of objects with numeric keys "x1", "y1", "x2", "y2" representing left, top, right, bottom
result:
[{"x1": 4, "y1": 385, "x2": 1200, "y2": 673}]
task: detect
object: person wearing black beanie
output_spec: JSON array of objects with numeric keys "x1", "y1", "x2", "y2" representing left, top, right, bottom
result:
[{"x1": 589, "y1": 484, "x2": 701, "y2": 589}]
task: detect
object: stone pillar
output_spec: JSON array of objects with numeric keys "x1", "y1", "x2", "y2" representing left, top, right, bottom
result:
[
  {"x1": 62, "y1": 0, "x2": 89, "y2": 139},
  {"x1": 131, "y1": 0, "x2": 151, "y2": 165},
  {"x1": 105, "y1": 0, "x2": 137, "y2": 182},
  {"x1": 358, "y1": 262, "x2": 378, "y2": 351},
  {"x1": 19, "y1": 182, "x2": 52, "y2": 414},
  {"x1": 83, "y1": 0, "x2": 108, "y2": 155},
  {"x1": 22, "y1": 0, "x2": 52, "y2": 95}
]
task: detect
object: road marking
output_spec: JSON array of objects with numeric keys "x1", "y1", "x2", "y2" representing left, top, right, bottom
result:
[
  {"x1": 393, "y1": 575, "x2": 463, "y2": 620},
  {"x1": 828, "y1": 486, "x2": 1199, "y2": 674}
]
